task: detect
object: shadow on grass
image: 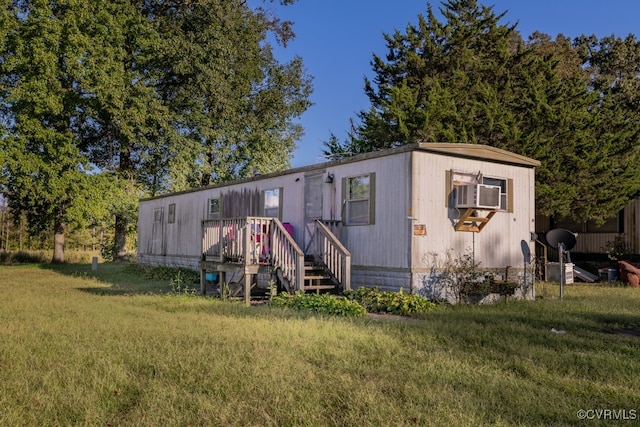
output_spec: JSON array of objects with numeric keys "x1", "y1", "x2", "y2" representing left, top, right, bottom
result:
[
  {"x1": 390, "y1": 296, "x2": 640, "y2": 376},
  {"x1": 36, "y1": 262, "x2": 334, "y2": 322},
  {"x1": 40, "y1": 262, "x2": 175, "y2": 295}
]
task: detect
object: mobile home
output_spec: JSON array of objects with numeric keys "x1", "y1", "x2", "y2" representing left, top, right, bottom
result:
[
  {"x1": 137, "y1": 143, "x2": 540, "y2": 302},
  {"x1": 536, "y1": 198, "x2": 640, "y2": 256}
]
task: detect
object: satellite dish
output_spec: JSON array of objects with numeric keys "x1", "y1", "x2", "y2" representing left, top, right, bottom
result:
[
  {"x1": 520, "y1": 240, "x2": 531, "y2": 263},
  {"x1": 545, "y1": 228, "x2": 577, "y2": 251}
]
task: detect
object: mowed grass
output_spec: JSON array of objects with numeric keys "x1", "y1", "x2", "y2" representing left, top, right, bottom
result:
[{"x1": 1, "y1": 264, "x2": 639, "y2": 426}]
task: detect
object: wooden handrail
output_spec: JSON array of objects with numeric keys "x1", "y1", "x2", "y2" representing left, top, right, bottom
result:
[
  {"x1": 314, "y1": 220, "x2": 351, "y2": 290},
  {"x1": 271, "y1": 218, "x2": 305, "y2": 292},
  {"x1": 202, "y1": 219, "x2": 222, "y2": 261}
]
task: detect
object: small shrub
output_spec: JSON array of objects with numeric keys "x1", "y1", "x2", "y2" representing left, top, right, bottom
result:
[
  {"x1": 169, "y1": 269, "x2": 198, "y2": 296},
  {"x1": 270, "y1": 292, "x2": 367, "y2": 317},
  {"x1": 126, "y1": 264, "x2": 199, "y2": 287},
  {"x1": 602, "y1": 235, "x2": 629, "y2": 262},
  {"x1": 344, "y1": 287, "x2": 437, "y2": 316}
]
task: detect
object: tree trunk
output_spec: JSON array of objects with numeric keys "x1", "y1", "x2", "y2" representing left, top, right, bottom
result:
[
  {"x1": 52, "y1": 221, "x2": 65, "y2": 264},
  {"x1": 114, "y1": 214, "x2": 128, "y2": 260},
  {"x1": 115, "y1": 143, "x2": 133, "y2": 260}
]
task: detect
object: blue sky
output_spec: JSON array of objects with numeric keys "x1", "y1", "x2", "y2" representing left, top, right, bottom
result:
[{"x1": 268, "y1": 0, "x2": 640, "y2": 168}]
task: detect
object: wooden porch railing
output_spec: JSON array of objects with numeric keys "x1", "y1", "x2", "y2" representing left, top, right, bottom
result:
[
  {"x1": 313, "y1": 220, "x2": 351, "y2": 290},
  {"x1": 201, "y1": 217, "x2": 305, "y2": 292},
  {"x1": 202, "y1": 217, "x2": 277, "y2": 263},
  {"x1": 271, "y1": 218, "x2": 305, "y2": 292}
]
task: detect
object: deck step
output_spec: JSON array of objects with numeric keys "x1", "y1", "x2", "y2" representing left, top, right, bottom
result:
[
  {"x1": 303, "y1": 261, "x2": 340, "y2": 292},
  {"x1": 304, "y1": 275, "x2": 330, "y2": 280},
  {"x1": 304, "y1": 284, "x2": 338, "y2": 291}
]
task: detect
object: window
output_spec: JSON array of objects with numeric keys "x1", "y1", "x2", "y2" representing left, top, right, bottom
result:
[
  {"x1": 482, "y1": 176, "x2": 509, "y2": 212},
  {"x1": 262, "y1": 188, "x2": 282, "y2": 218},
  {"x1": 555, "y1": 211, "x2": 623, "y2": 233},
  {"x1": 587, "y1": 215, "x2": 622, "y2": 233},
  {"x1": 168, "y1": 203, "x2": 176, "y2": 224},
  {"x1": 343, "y1": 173, "x2": 375, "y2": 225},
  {"x1": 208, "y1": 198, "x2": 220, "y2": 219},
  {"x1": 153, "y1": 208, "x2": 163, "y2": 222}
]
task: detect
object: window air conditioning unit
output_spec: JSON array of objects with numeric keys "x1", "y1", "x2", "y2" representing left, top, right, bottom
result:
[{"x1": 455, "y1": 183, "x2": 501, "y2": 209}]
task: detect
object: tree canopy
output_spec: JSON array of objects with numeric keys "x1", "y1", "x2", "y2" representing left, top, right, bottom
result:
[
  {"x1": 0, "y1": 0, "x2": 312, "y2": 261},
  {"x1": 324, "y1": 0, "x2": 640, "y2": 224}
]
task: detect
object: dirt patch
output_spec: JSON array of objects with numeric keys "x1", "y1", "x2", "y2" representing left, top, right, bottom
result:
[{"x1": 606, "y1": 328, "x2": 640, "y2": 337}]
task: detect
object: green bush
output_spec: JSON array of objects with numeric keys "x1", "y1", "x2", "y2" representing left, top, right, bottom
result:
[
  {"x1": 0, "y1": 251, "x2": 48, "y2": 264},
  {"x1": 270, "y1": 292, "x2": 367, "y2": 317},
  {"x1": 344, "y1": 286, "x2": 437, "y2": 316},
  {"x1": 126, "y1": 264, "x2": 200, "y2": 287}
]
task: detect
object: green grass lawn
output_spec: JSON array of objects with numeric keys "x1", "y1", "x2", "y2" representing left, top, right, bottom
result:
[{"x1": 1, "y1": 263, "x2": 639, "y2": 426}]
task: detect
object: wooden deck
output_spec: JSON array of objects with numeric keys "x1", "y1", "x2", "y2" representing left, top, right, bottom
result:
[{"x1": 200, "y1": 217, "x2": 351, "y2": 304}]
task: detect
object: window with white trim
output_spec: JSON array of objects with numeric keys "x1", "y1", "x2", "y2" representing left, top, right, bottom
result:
[
  {"x1": 481, "y1": 176, "x2": 508, "y2": 212},
  {"x1": 262, "y1": 188, "x2": 282, "y2": 218}
]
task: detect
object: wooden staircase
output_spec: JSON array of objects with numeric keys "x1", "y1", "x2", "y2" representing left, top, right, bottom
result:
[
  {"x1": 201, "y1": 217, "x2": 350, "y2": 300},
  {"x1": 303, "y1": 256, "x2": 341, "y2": 293}
]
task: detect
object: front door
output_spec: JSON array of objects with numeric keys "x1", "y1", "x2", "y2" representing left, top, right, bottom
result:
[{"x1": 303, "y1": 172, "x2": 324, "y2": 254}]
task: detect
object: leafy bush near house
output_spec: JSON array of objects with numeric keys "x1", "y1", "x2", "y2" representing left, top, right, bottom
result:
[
  {"x1": 126, "y1": 263, "x2": 199, "y2": 285},
  {"x1": 459, "y1": 275, "x2": 519, "y2": 298},
  {"x1": 344, "y1": 287, "x2": 438, "y2": 316},
  {"x1": 602, "y1": 235, "x2": 630, "y2": 262},
  {"x1": 270, "y1": 292, "x2": 367, "y2": 317}
]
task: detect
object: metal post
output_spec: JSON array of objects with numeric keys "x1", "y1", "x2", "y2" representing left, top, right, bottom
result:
[
  {"x1": 200, "y1": 266, "x2": 206, "y2": 295},
  {"x1": 244, "y1": 271, "x2": 251, "y2": 306},
  {"x1": 523, "y1": 256, "x2": 526, "y2": 294},
  {"x1": 558, "y1": 242, "x2": 565, "y2": 300}
]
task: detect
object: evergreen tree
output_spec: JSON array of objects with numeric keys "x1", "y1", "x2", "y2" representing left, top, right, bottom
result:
[{"x1": 324, "y1": 0, "x2": 640, "y2": 224}]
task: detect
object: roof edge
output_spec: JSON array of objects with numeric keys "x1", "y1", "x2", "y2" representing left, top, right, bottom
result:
[
  {"x1": 416, "y1": 142, "x2": 541, "y2": 167},
  {"x1": 141, "y1": 143, "x2": 540, "y2": 201}
]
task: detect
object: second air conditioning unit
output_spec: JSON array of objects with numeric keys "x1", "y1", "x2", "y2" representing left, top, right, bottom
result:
[{"x1": 455, "y1": 183, "x2": 501, "y2": 209}]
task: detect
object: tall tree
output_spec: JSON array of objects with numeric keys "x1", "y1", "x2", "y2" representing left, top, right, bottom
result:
[
  {"x1": 527, "y1": 33, "x2": 640, "y2": 221},
  {"x1": 77, "y1": 0, "x2": 312, "y2": 257},
  {"x1": 74, "y1": 0, "x2": 173, "y2": 258},
  {"x1": 325, "y1": 0, "x2": 640, "y2": 224},
  {"x1": 1, "y1": 0, "x2": 311, "y2": 260},
  {"x1": 0, "y1": 0, "x2": 103, "y2": 263},
  {"x1": 148, "y1": 0, "x2": 312, "y2": 188},
  {"x1": 571, "y1": 34, "x2": 640, "y2": 220}
]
